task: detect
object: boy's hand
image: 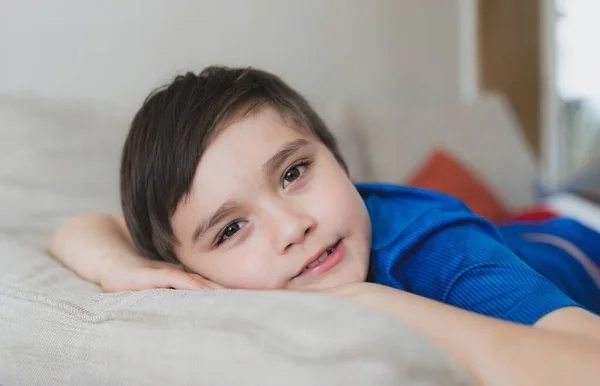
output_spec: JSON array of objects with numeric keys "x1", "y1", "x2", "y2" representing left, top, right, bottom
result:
[{"x1": 100, "y1": 258, "x2": 222, "y2": 293}]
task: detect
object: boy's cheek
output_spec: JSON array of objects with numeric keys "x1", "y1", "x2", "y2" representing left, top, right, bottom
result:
[{"x1": 202, "y1": 253, "x2": 285, "y2": 290}]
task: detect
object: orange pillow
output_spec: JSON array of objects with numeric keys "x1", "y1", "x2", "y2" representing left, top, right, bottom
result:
[{"x1": 406, "y1": 149, "x2": 509, "y2": 224}]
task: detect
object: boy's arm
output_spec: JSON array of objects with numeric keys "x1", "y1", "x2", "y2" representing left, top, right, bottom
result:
[
  {"x1": 48, "y1": 214, "x2": 219, "y2": 291},
  {"x1": 49, "y1": 214, "x2": 140, "y2": 284},
  {"x1": 536, "y1": 306, "x2": 600, "y2": 343},
  {"x1": 325, "y1": 282, "x2": 600, "y2": 386}
]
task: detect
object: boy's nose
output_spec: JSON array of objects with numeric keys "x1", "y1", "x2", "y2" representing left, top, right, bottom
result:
[{"x1": 270, "y1": 205, "x2": 316, "y2": 254}]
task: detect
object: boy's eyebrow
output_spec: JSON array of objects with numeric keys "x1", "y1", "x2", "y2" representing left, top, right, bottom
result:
[
  {"x1": 191, "y1": 138, "x2": 310, "y2": 245},
  {"x1": 262, "y1": 138, "x2": 310, "y2": 178},
  {"x1": 192, "y1": 200, "x2": 238, "y2": 244}
]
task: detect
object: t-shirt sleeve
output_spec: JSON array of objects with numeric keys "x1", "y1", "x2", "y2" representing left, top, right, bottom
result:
[{"x1": 382, "y1": 209, "x2": 581, "y2": 325}]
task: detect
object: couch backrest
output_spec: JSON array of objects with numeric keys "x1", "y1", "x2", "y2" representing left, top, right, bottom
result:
[{"x1": 344, "y1": 94, "x2": 537, "y2": 209}]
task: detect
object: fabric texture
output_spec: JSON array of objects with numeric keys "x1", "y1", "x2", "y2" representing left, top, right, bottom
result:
[
  {"x1": 359, "y1": 183, "x2": 581, "y2": 325},
  {"x1": 0, "y1": 237, "x2": 472, "y2": 386}
]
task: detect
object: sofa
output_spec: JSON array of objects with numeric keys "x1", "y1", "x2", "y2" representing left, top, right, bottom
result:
[{"x1": 0, "y1": 93, "x2": 534, "y2": 385}]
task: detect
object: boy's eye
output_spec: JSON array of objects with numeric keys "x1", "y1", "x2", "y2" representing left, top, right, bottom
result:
[
  {"x1": 217, "y1": 220, "x2": 246, "y2": 245},
  {"x1": 282, "y1": 162, "x2": 308, "y2": 188}
]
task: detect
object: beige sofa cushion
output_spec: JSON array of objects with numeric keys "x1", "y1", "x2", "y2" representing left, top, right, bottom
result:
[{"x1": 0, "y1": 237, "x2": 472, "y2": 386}]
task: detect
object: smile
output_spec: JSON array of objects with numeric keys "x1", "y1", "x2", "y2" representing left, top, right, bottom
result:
[{"x1": 295, "y1": 240, "x2": 344, "y2": 278}]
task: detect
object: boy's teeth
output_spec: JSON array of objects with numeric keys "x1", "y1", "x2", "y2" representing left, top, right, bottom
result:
[
  {"x1": 306, "y1": 251, "x2": 328, "y2": 269},
  {"x1": 303, "y1": 242, "x2": 339, "y2": 271}
]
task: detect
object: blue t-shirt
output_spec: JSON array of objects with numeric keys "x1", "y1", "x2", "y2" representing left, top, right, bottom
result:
[
  {"x1": 357, "y1": 182, "x2": 583, "y2": 325},
  {"x1": 499, "y1": 218, "x2": 600, "y2": 313}
]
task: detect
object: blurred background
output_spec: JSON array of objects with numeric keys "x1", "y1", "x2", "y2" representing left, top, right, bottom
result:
[
  {"x1": 1, "y1": 1, "x2": 591, "y2": 184},
  {"x1": 553, "y1": 0, "x2": 600, "y2": 191},
  {"x1": 1, "y1": 0, "x2": 599, "y2": 236},
  {"x1": 0, "y1": 0, "x2": 475, "y2": 107}
]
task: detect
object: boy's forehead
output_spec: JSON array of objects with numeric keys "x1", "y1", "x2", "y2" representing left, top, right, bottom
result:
[
  {"x1": 203, "y1": 107, "x2": 311, "y2": 158},
  {"x1": 193, "y1": 107, "x2": 313, "y2": 185}
]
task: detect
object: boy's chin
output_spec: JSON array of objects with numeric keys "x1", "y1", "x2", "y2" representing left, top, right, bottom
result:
[{"x1": 288, "y1": 271, "x2": 368, "y2": 292}]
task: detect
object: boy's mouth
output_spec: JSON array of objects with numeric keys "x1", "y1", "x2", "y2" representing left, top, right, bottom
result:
[{"x1": 294, "y1": 239, "x2": 344, "y2": 279}]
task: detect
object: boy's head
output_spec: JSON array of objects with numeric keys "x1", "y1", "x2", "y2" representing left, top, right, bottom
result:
[{"x1": 121, "y1": 66, "x2": 371, "y2": 291}]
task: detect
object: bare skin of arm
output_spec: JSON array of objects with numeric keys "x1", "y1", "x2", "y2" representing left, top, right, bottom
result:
[
  {"x1": 535, "y1": 306, "x2": 600, "y2": 343},
  {"x1": 48, "y1": 214, "x2": 219, "y2": 291}
]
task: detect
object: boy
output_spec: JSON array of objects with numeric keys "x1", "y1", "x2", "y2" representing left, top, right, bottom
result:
[{"x1": 50, "y1": 66, "x2": 600, "y2": 384}]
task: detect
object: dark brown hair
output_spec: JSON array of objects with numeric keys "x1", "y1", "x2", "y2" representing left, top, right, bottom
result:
[{"x1": 120, "y1": 66, "x2": 347, "y2": 263}]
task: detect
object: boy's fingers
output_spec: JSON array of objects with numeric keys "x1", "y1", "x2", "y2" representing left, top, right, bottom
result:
[
  {"x1": 149, "y1": 268, "x2": 207, "y2": 290},
  {"x1": 189, "y1": 273, "x2": 223, "y2": 289}
]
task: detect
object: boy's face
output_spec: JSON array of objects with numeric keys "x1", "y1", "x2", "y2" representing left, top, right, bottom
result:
[{"x1": 171, "y1": 107, "x2": 372, "y2": 291}]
